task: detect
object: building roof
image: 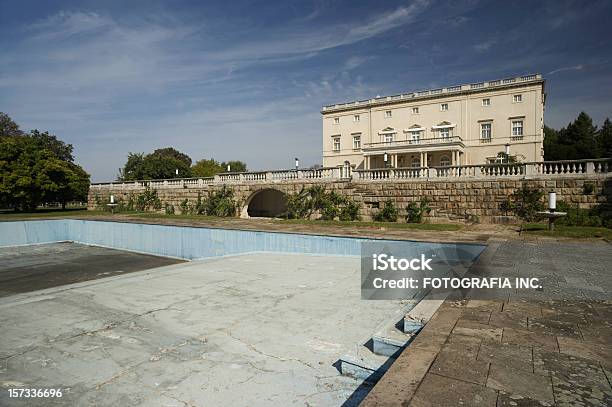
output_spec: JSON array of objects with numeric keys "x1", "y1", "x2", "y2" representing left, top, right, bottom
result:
[{"x1": 321, "y1": 74, "x2": 544, "y2": 114}]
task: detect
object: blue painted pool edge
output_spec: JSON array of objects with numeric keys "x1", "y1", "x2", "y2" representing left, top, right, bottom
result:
[{"x1": 0, "y1": 219, "x2": 486, "y2": 261}]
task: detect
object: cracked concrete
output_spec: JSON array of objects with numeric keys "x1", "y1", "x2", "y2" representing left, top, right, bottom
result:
[{"x1": 0, "y1": 248, "x2": 405, "y2": 406}]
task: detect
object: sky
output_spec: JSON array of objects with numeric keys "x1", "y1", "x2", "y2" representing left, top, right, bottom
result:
[{"x1": 1, "y1": 0, "x2": 611, "y2": 182}]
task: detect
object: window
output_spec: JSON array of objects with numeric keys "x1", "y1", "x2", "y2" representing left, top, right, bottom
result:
[
  {"x1": 439, "y1": 156, "x2": 451, "y2": 167},
  {"x1": 512, "y1": 120, "x2": 524, "y2": 136},
  {"x1": 354, "y1": 114, "x2": 360, "y2": 123},
  {"x1": 352, "y1": 135, "x2": 361, "y2": 149},
  {"x1": 384, "y1": 133, "x2": 394, "y2": 143},
  {"x1": 412, "y1": 107, "x2": 419, "y2": 114},
  {"x1": 440, "y1": 103, "x2": 448, "y2": 111},
  {"x1": 482, "y1": 98, "x2": 490, "y2": 106},
  {"x1": 439, "y1": 128, "x2": 450, "y2": 139},
  {"x1": 385, "y1": 110, "x2": 392, "y2": 118},
  {"x1": 410, "y1": 131, "x2": 421, "y2": 144},
  {"x1": 411, "y1": 157, "x2": 421, "y2": 168},
  {"x1": 333, "y1": 117, "x2": 340, "y2": 124},
  {"x1": 333, "y1": 137, "x2": 340, "y2": 151},
  {"x1": 513, "y1": 94, "x2": 522, "y2": 103},
  {"x1": 481, "y1": 122, "x2": 492, "y2": 139}
]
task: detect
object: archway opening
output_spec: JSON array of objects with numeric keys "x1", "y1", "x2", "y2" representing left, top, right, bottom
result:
[{"x1": 247, "y1": 189, "x2": 288, "y2": 218}]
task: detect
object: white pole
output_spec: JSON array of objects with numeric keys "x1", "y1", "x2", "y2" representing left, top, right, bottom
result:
[{"x1": 548, "y1": 192, "x2": 556, "y2": 212}]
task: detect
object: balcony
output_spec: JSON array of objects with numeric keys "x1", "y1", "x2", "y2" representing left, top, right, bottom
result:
[{"x1": 363, "y1": 135, "x2": 465, "y2": 153}]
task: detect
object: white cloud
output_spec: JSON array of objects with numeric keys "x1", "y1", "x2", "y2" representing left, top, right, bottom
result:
[{"x1": 547, "y1": 64, "x2": 584, "y2": 75}]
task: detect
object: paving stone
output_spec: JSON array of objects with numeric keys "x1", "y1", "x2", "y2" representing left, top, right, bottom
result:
[
  {"x1": 411, "y1": 373, "x2": 498, "y2": 407},
  {"x1": 430, "y1": 349, "x2": 490, "y2": 385},
  {"x1": 496, "y1": 391, "x2": 554, "y2": 406},
  {"x1": 532, "y1": 350, "x2": 612, "y2": 405},
  {"x1": 477, "y1": 342, "x2": 533, "y2": 373},
  {"x1": 557, "y1": 336, "x2": 612, "y2": 369},
  {"x1": 444, "y1": 333, "x2": 482, "y2": 358},
  {"x1": 503, "y1": 301, "x2": 542, "y2": 318},
  {"x1": 489, "y1": 311, "x2": 529, "y2": 330},
  {"x1": 486, "y1": 363, "x2": 554, "y2": 403},
  {"x1": 460, "y1": 308, "x2": 493, "y2": 324},
  {"x1": 501, "y1": 328, "x2": 558, "y2": 352},
  {"x1": 454, "y1": 321, "x2": 503, "y2": 342},
  {"x1": 528, "y1": 317, "x2": 581, "y2": 338},
  {"x1": 466, "y1": 299, "x2": 504, "y2": 312}
]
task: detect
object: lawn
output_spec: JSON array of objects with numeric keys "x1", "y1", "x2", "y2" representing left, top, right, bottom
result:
[
  {"x1": 522, "y1": 223, "x2": 612, "y2": 240},
  {"x1": 0, "y1": 209, "x2": 463, "y2": 231}
]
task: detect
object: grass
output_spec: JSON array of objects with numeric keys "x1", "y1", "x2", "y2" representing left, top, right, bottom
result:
[
  {"x1": 0, "y1": 208, "x2": 104, "y2": 219},
  {"x1": 522, "y1": 223, "x2": 612, "y2": 239},
  {"x1": 0, "y1": 209, "x2": 462, "y2": 231},
  {"x1": 272, "y1": 218, "x2": 463, "y2": 231}
]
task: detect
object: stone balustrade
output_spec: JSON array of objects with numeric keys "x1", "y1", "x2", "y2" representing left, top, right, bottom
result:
[{"x1": 89, "y1": 159, "x2": 612, "y2": 190}]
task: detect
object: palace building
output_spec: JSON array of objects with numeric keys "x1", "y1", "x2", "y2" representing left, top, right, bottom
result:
[{"x1": 321, "y1": 74, "x2": 545, "y2": 170}]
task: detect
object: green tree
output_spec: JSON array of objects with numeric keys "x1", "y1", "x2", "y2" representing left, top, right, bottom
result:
[
  {"x1": 222, "y1": 160, "x2": 247, "y2": 173},
  {"x1": 597, "y1": 118, "x2": 612, "y2": 158},
  {"x1": 191, "y1": 158, "x2": 224, "y2": 177},
  {"x1": 0, "y1": 112, "x2": 24, "y2": 137},
  {"x1": 544, "y1": 112, "x2": 599, "y2": 160},
  {"x1": 0, "y1": 131, "x2": 89, "y2": 211},
  {"x1": 119, "y1": 148, "x2": 192, "y2": 180}
]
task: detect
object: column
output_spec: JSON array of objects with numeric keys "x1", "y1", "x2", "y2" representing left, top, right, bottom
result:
[
  {"x1": 423, "y1": 152, "x2": 428, "y2": 168},
  {"x1": 420, "y1": 152, "x2": 424, "y2": 168},
  {"x1": 365, "y1": 156, "x2": 370, "y2": 170},
  {"x1": 451, "y1": 151, "x2": 456, "y2": 166}
]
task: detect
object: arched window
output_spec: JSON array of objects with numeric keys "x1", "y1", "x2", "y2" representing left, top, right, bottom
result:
[{"x1": 439, "y1": 155, "x2": 451, "y2": 167}]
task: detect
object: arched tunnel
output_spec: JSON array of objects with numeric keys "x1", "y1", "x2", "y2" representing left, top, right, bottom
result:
[{"x1": 246, "y1": 189, "x2": 288, "y2": 218}]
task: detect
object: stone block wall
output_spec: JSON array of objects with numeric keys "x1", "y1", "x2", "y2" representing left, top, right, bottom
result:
[{"x1": 88, "y1": 175, "x2": 610, "y2": 223}]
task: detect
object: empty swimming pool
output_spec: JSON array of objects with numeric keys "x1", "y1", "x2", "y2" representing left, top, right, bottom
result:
[{"x1": 0, "y1": 220, "x2": 485, "y2": 406}]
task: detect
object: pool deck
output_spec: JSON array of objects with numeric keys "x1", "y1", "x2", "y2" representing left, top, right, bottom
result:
[{"x1": 362, "y1": 240, "x2": 612, "y2": 406}]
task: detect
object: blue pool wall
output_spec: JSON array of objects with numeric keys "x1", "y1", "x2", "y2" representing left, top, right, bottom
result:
[{"x1": 0, "y1": 219, "x2": 485, "y2": 261}]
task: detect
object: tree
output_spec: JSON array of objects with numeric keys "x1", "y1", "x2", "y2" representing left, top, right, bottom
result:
[
  {"x1": 222, "y1": 160, "x2": 247, "y2": 173},
  {"x1": 29, "y1": 130, "x2": 75, "y2": 162},
  {"x1": 0, "y1": 112, "x2": 23, "y2": 137},
  {"x1": 191, "y1": 158, "x2": 224, "y2": 177},
  {"x1": 544, "y1": 112, "x2": 600, "y2": 160},
  {"x1": 118, "y1": 148, "x2": 193, "y2": 180},
  {"x1": 597, "y1": 118, "x2": 612, "y2": 158},
  {"x1": 0, "y1": 132, "x2": 89, "y2": 211}
]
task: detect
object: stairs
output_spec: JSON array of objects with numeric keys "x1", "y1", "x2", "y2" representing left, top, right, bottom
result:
[{"x1": 337, "y1": 297, "x2": 444, "y2": 384}]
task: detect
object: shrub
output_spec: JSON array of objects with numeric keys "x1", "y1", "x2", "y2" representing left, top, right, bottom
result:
[
  {"x1": 500, "y1": 186, "x2": 545, "y2": 222},
  {"x1": 135, "y1": 187, "x2": 162, "y2": 211},
  {"x1": 582, "y1": 183, "x2": 595, "y2": 195},
  {"x1": 339, "y1": 200, "x2": 360, "y2": 221},
  {"x1": 286, "y1": 187, "x2": 360, "y2": 221},
  {"x1": 374, "y1": 200, "x2": 398, "y2": 222},
  {"x1": 165, "y1": 203, "x2": 175, "y2": 215},
  {"x1": 204, "y1": 186, "x2": 236, "y2": 217},
  {"x1": 406, "y1": 198, "x2": 431, "y2": 223},
  {"x1": 556, "y1": 201, "x2": 603, "y2": 227}
]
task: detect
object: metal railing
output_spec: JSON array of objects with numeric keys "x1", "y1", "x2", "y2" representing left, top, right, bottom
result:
[
  {"x1": 364, "y1": 135, "x2": 463, "y2": 149},
  {"x1": 89, "y1": 159, "x2": 612, "y2": 190}
]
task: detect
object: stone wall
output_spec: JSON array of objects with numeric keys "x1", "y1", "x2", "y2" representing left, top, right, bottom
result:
[{"x1": 88, "y1": 175, "x2": 611, "y2": 223}]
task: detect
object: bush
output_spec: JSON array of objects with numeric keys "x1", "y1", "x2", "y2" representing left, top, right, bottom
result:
[
  {"x1": 165, "y1": 203, "x2": 175, "y2": 215},
  {"x1": 204, "y1": 186, "x2": 237, "y2": 217},
  {"x1": 500, "y1": 186, "x2": 545, "y2": 222},
  {"x1": 582, "y1": 183, "x2": 595, "y2": 195},
  {"x1": 557, "y1": 201, "x2": 603, "y2": 227},
  {"x1": 135, "y1": 187, "x2": 162, "y2": 211},
  {"x1": 406, "y1": 198, "x2": 431, "y2": 223},
  {"x1": 285, "y1": 187, "x2": 360, "y2": 221},
  {"x1": 374, "y1": 200, "x2": 398, "y2": 222}
]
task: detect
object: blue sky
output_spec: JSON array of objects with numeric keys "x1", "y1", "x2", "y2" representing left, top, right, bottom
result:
[{"x1": 1, "y1": 0, "x2": 611, "y2": 181}]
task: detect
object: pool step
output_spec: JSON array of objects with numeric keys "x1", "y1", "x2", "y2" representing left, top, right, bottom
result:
[{"x1": 338, "y1": 346, "x2": 397, "y2": 383}]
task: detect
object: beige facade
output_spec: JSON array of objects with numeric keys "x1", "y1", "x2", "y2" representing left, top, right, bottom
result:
[{"x1": 322, "y1": 74, "x2": 545, "y2": 169}]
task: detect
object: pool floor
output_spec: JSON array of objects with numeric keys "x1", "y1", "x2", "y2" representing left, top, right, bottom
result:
[
  {"x1": 0, "y1": 242, "x2": 184, "y2": 297},
  {"x1": 0, "y1": 252, "x2": 405, "y2": 406}
]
